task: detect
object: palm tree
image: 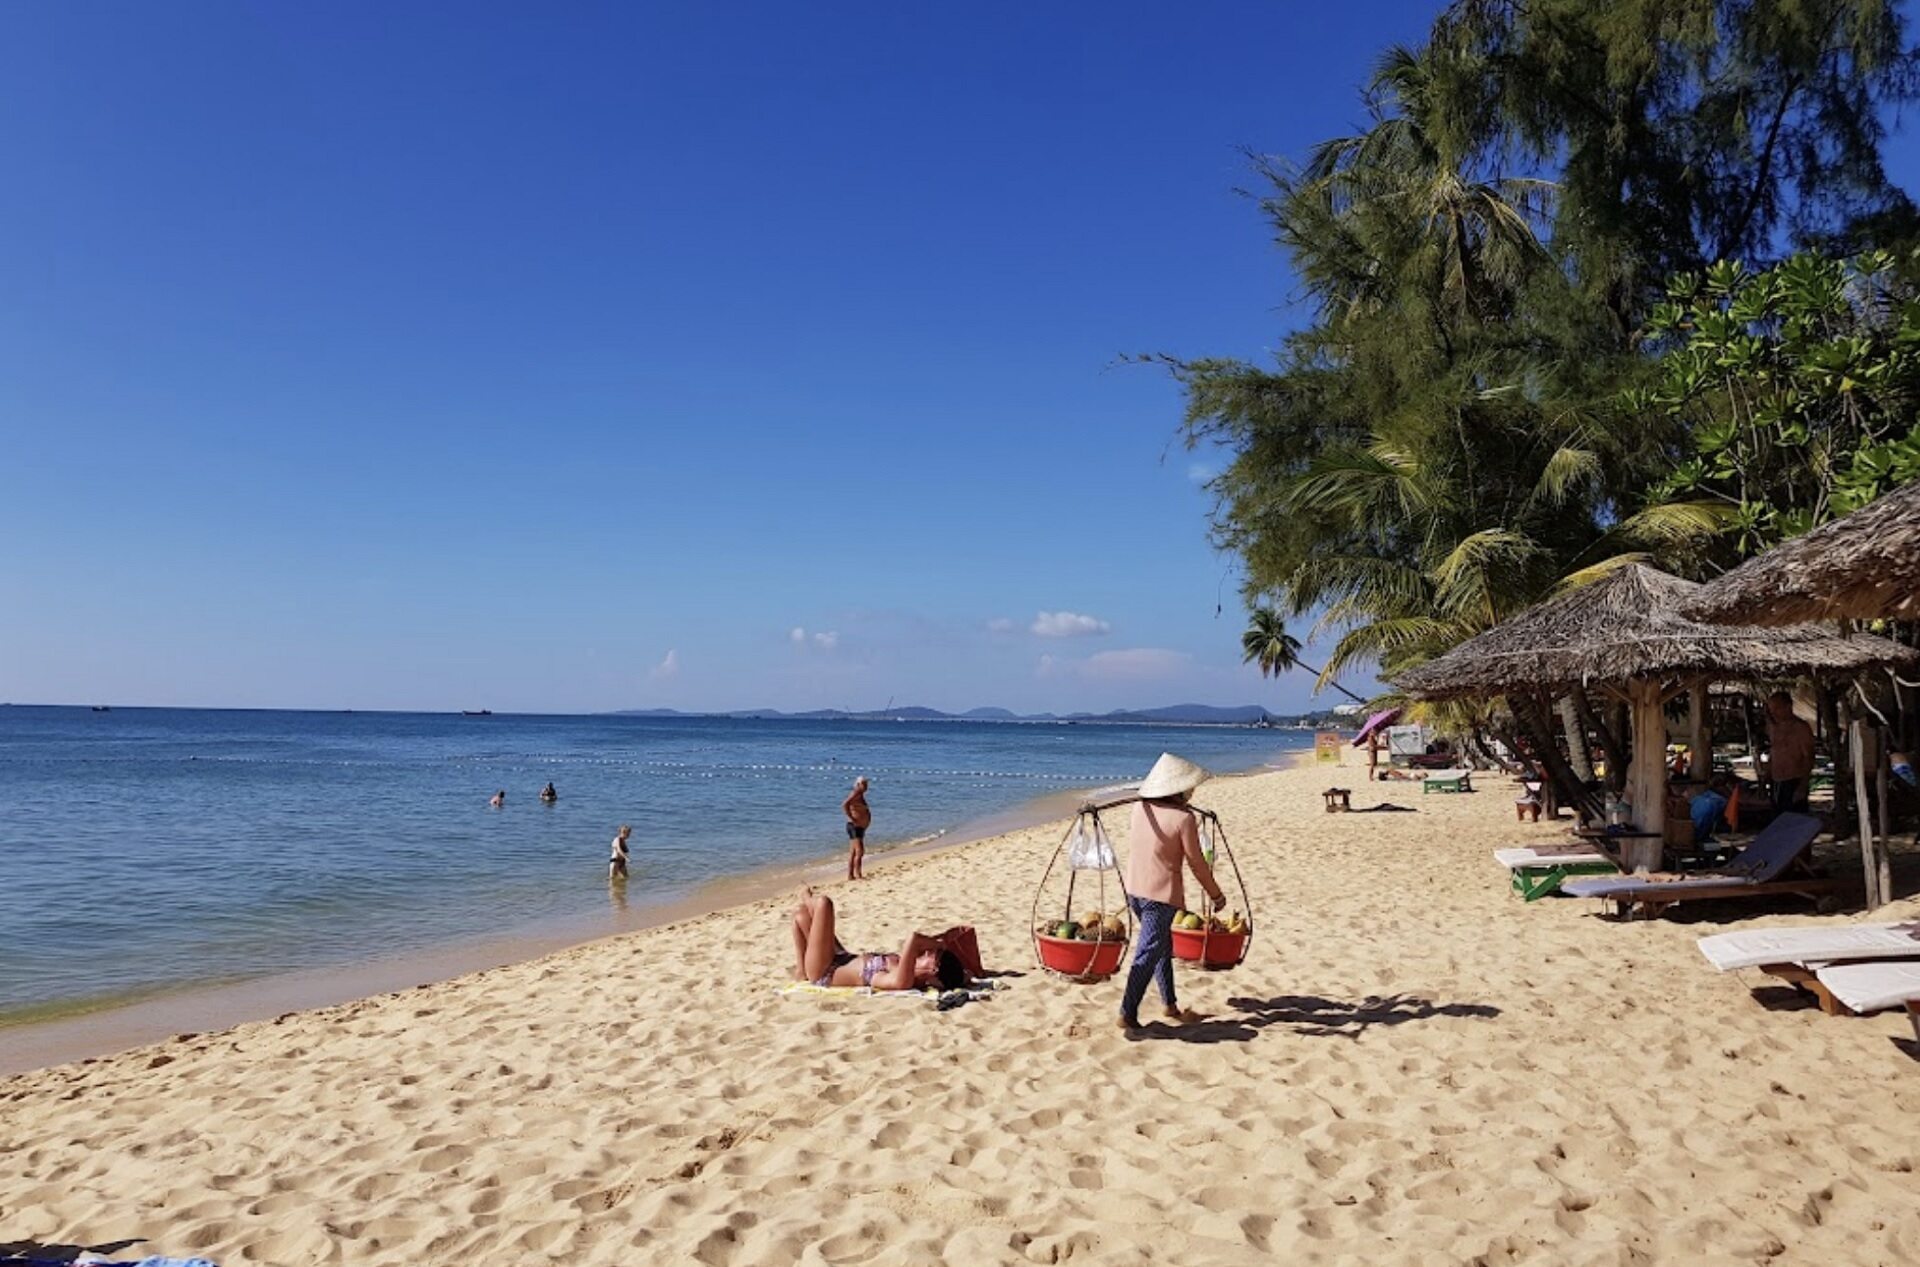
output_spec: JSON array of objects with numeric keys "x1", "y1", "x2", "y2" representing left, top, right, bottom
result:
[{"x1": 1240, "y1": 608, "x2": 1369, "y2": 705}]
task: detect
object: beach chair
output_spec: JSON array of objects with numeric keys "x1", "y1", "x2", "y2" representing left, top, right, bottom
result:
[
  {"x1": 1761, "y1": 960, "x2": 1920, "y2": 1017},
  {"x1": 1560, "y1": 813, "x2": 1836, "y2": 918},
  {"x1": 1493, "y1": 843, "x2": 1618, "y2": 901},
  {"x1": 1697, "y1": 923, "x2": 1920, "y2": 1016},
  {"x1": 1422, "y1": 769, "x2": 1473, "y2": 794}
]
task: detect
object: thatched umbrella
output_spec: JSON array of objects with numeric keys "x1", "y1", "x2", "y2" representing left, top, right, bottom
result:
[
  {"x1": 1394, "y1": 564, "x2": 1915, "y2": 869},
  {"x1": 1686, "y1": 481, "x2": 1920, "y2": 625},
  {"x1": 1684, "y1": 482, "x2": 1920, "y2": 907}
]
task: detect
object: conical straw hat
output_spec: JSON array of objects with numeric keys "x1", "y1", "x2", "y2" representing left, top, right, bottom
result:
[{"x1": 1137, "y1": 752, "x2": 1211, "y2": 801}]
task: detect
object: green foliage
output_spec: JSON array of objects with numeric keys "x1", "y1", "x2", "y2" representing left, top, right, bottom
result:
[
  {"x1": 1172, "y1": 1, "x2": 1917, "y2": 684},
  {"x1": 1638, "y1": 248, "x2": 1920, "y2": 554},
  {"x1": 1240, "y1": 608, "x2": 1368, "y2": 704}
]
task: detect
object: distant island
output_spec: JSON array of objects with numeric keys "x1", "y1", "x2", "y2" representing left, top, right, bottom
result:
[{"x1": 608, "y1": 703, "x2": 1362, "y2": 728}]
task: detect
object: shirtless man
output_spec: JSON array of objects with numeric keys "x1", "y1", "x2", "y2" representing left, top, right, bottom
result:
[
  {"x1": 842, "y1": 776, "x2": 871, "y2": 880},
  {"x1": 1763, "y1": 692, "x2": 1816, "y2": 813}
]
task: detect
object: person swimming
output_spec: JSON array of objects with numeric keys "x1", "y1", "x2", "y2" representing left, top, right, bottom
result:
[
  {"x1": 489, "y1": 789, "x2": 506, "y2": 808},
  {"x1": 540, "y1": 782, "x2": 558, "y2": 803}
]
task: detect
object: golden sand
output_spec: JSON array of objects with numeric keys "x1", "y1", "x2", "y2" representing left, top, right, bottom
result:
[{"x1": 5, "y1": 764, "x2": 1919, "y2": 1264}]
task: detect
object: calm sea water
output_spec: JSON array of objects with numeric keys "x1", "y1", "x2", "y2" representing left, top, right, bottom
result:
[{"x1": 0, "y1": 707, "x2": 1305, "y2": 1021}]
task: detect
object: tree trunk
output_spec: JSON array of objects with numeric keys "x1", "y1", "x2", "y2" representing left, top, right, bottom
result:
[
  {"x1": 1688, "y1": 682, "x2": 1710, "y2": 780},
  {"x1": 1517, "y1": 689, "x2": 1600, "y2": 822},
  {"x1": 1853, "y1": 719, "x2": 1883, "y2": 910},
  {"x1": 1557, "y1": 696, "x2": 1593, "y2": 782},
  {"x1": 1822, "y1": 685, "x2": 1850, "y2": 825},
  {"x1": 1573, "y1": 686, "x2": 1628, "y2": 788},
  {"x1": 1624, "y1": 680, "x2": 1669, "y2": 874},
  {"x1": 1609, "y1": 699, "x2": 1632, "y2": 793}
]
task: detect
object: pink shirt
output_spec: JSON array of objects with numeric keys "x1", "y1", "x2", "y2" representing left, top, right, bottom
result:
[{"x1": 1125, "y1": 800, "x2": 1222, "y2": 911}]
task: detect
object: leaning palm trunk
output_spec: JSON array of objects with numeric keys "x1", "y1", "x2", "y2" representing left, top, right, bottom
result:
[
  {"x1": 1556, "y1": 696, "x2": 1593, "y2": 782},
  {"x1": 1517, "y1": 689, "x2": 1603, "y2": 822}
]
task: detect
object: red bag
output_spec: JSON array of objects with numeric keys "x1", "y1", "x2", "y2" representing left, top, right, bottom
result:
[{"x1": 932, "y1": 925, "x2": 985, "y2": 978}]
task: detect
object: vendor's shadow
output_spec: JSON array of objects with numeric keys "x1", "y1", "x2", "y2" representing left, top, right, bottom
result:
[
  {"x1": 0, "y1": 1239, "x2": 143, "y2": 1264},
  {"x1": 1130, "y1": 993, "x2": 1501, "y2": 1044}
]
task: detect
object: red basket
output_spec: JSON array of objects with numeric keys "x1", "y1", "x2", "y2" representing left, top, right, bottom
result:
[
  {"x1": 1170, "y1": 925, "x2": 1248, "y2": 968},
  {"x1": 1035, "y1": 933, "x2": 1126, "y2": 978}
]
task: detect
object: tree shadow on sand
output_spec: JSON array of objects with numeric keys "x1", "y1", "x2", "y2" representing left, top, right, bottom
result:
[
  {"x1": 0, "y1": 1239, "x2": 143, "y2": 1264},
  {"x1": 1125, "y1": 993, "x2": 1501, "y2": 1044}
]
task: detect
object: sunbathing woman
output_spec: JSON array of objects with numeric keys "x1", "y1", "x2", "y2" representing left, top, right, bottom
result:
[{"x1": 790, "y1": 889, "x2": 971, "y2": 991}]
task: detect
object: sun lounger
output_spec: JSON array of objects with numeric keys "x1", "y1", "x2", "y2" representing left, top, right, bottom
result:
[
  {"x1": 1813, "y1": 961, "x2": 1920, "y2": 1015},
  {"x1": 1561, "y1": 813, "x2": 1836, "y2": 917},
  {"x1": 1493, "y1": 844, "x2": 1618, "y2": 901},
  {"x1": 1751, "y1": 960, "x2": 1920, "y2": 1017},
  {"x1": 1696, "y1": 922, "x2": 1920, "y2": 971},
  {"x1": 1422, "y1": 769, "x2": 1473, "y2": 794},
  {"x1": 1696, "y1": 923, "x2": 1920, "y2": 1016}
]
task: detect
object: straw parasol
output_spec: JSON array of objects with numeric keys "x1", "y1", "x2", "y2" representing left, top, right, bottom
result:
[
  {"x1": 1393, "y1": 564, "x2": 1915, "y2": 867},
  {"x1": 1685, "y1": 481, "x2": 1920, "y2": 626},
  {"x1": 1683, "y1": 482, "x2": 1920, "y2": 909}
]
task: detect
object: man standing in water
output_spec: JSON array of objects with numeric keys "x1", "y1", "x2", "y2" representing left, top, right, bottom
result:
[{"x1": 842, "y1": 776, "x2": 871, "y2": 880}]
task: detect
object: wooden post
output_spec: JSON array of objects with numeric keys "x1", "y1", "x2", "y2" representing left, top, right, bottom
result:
[
  {"x1": 1852, "y1": 719, "x2": 1881, "y2": 910},
  {"x1": 1878, "y1": 729, "x2": 1894, "y2": 904},
  {"x1": 1688, "y1": 681, "x2": 1709, "y2": 779},
  {"x1": 1625, "y1": 679, "x2": 1668, "y2": 874}
]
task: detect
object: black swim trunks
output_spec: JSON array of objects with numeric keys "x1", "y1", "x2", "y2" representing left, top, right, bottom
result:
[{"x1": 846, "y1": 822, "x2": 866, "y2": 841}]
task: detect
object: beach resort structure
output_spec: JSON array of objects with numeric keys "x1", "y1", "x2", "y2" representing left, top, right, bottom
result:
[{"x1": 1393, "y1": 563, "x2": 1915, "y2": 873}]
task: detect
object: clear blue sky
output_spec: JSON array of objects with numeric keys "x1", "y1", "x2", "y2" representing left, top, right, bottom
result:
[{"x1": 0, "y1": 3, "x2": 1695, "y2": 713}]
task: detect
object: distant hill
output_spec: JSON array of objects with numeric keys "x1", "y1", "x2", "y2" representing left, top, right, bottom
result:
[{"x1": 607, "y1": 702, "x2": 1342, "y2": 727}]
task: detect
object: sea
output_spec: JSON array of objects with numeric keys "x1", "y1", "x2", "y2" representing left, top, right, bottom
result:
[{"x1": 0, "y1": 706, "x2": 1307, "y2": 1025}]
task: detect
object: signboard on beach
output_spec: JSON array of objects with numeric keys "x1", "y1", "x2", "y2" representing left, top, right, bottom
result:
[
  {"x1": 1387, "y1": 724, "x2": 1429, "y2": 757},
  {"x1": 1314, "y1": 731, "x2": 1343, "y2": 764}
]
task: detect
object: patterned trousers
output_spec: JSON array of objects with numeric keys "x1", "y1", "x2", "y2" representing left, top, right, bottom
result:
[{"x1": 1120, "y1": 895, "x2": 1177, "y2": 1022}]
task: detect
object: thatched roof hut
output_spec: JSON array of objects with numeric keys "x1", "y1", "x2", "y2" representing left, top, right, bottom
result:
[
  {"x1": 1684, "y1": 482, "x2": 1920, "y2": 626},
  {"x1": 1393, "y1": 563, "x2": 1914, "y2": 865},
  {"x1": 1395, "y1": 563, "x2": 1914, "y2": 701}
]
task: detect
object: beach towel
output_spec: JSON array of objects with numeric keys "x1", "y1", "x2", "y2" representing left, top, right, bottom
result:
[{"x1": 777, "y1": 981, "x2": 1001, "y2": 1007}]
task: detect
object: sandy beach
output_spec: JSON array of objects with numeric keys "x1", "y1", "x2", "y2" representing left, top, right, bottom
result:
[{"x1": 6, "y1": 762, "x2": 1920, "y2": 1265}]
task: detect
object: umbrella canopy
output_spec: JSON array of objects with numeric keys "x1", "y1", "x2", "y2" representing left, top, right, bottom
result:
[
  {"x1": 1393, "y1": 564, "x2": 1915, "y2": 702},
  {"x1": 1685, "y1": 481, "x2": 1920, "y2": 626},
  {"x1": 1350, "y1": 707, "x2": 1402, "y2": 747}
]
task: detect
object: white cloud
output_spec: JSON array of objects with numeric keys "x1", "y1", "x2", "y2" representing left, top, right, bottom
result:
[
  {"x1": 650, "y1": 649, "x2": 680, "y2": 680},
  {"x1": 1036, "y1": 653, "x2": 1057, "y2": 678},
  {"x1": 790, "y1": 626, "x2": 839, "y2": 652},
  {"x1": 1187, "y1": 461, "x2": 1218, "y2": 484},
  {"x1": 986, "y1": 617, "x2": 1016, "y2": 634},
  {"x1": 1031, "y1": 610, "x2": 1111, "y2": 638}
]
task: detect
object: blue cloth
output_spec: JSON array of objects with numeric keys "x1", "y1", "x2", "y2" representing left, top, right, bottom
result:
[
  {"x1": 1689, "y1": 788, "x2": 1729, "y2": 843},
  {"x1": 1894, "y1": 761, "x2": 1916, "y2": 788},
  {"x1": 1120, "y1": 895, "x2": 1177, "y2": 1023}
]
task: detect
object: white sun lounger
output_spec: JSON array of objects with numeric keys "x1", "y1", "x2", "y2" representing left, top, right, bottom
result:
[
  {"x1": 1494, "y1": 845, "x2": 1612, "y2": 870},
  {"x1": 1697, "y1": 923, "x2": 1920, "y2": 972},
  {"x1": 1493, "y1": 843, "x2": 1620, "y2": 900},
  {"x1": 1812, "y1": 961, "x2": 1920, "y2": 1016}
]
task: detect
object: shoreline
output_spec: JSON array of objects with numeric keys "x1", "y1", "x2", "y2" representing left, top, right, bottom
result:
[
  {"x1": 13, "y1": 758, "x2": 1917, "y2": 1263},
  {"x1": 0, "y1": 750, "x2": 1301, "y2": 1076}
]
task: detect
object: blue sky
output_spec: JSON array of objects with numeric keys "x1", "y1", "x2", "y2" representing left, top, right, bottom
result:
[{"x1": 6, "y1": 3, "x2": 1857, "y2": 715}]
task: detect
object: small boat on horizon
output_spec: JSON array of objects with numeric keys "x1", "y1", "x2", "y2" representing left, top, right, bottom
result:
[
  {"x1": 90, "y1": 705, "x2": 111, "y2": 712},
  {"x1": 461, "y1": 709, "x2": 493, "y2": 716}
]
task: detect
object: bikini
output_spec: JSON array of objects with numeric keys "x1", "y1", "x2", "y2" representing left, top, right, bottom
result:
[{"x1": 813, "y1": 950, "x2": 895, "y2": 988}]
